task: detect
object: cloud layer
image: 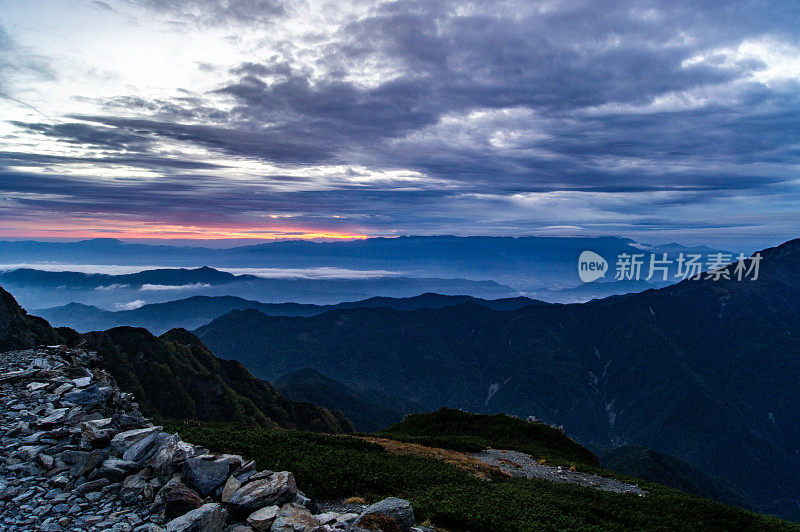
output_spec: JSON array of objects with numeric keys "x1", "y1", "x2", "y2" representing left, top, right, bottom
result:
[{"x1": 1, "y1": 0, "x2": 799, "y2": 247}]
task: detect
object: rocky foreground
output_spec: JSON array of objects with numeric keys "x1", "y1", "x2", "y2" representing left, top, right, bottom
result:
[{"x1": 0, "y1": 346, "x2": 431, "y2": 532}]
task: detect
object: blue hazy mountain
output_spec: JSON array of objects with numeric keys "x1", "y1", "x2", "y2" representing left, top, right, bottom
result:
[
  {"x1": 34, "y1": 293, "x2": 544, "y2": 334},
  {"x1": 531, "y1": 279, "x2": 673, "y2": 303},
  {"x1": 0, "y1": 236, "x2": 730, "y2": 292},
  {"x1": 0, "y1": 267, "x2": 518, "y2": 309}
]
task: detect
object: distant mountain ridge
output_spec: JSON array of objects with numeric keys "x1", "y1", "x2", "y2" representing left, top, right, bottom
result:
[
  {"x1": 195, "y1": 238, "x2": 800, "y2": 520},
  {"x1": 0, "y1": 265, "x2": 241, "y2": 288},
  {"x1": 536, "y1": 278, "x2": 672, "y2": 303},
  {"x1": 0, "y1": 235, "x2": 733, "y2": 291},
  {"x1": 34, "y1": 293, "x2": 544, "y2": 334},
  {"x1": 1, "y1": 266, "x2": 519, "y2": 309}
]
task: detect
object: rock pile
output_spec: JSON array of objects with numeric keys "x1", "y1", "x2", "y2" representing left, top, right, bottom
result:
[{"x1": 0, "y1": 347, "x2": 431, "y2": 532}]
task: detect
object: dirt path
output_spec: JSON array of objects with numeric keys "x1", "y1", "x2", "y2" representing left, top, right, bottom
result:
[{"x1": 471, "y1": 449, "x2": 647, "y2": 495}]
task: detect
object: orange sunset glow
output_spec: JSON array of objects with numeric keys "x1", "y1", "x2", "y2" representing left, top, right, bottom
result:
[{"x1": 0, "y1": 221, "x2": 368, "y2": 241}]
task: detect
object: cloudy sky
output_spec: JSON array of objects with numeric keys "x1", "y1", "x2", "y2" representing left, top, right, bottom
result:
[{"x1": 1, "y1": 0, "x2": 799, "y2": 248}]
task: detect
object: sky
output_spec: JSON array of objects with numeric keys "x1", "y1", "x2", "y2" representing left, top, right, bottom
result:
[{"x1": 1, "y1": 0, "x2": 799, "y2": 248}]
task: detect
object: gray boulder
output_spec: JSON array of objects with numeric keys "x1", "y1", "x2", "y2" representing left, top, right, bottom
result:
[
  {"x1": 55, "y1": 449, "x2": 90, "y2": 465},
  {"x1": 269, "y1": 504, "x2": 319, "y2": 532},
  {"x1": 124, "y1": 431, "x2": 172, "y2": 463},
  {"x1": 38, "y1": 408, "x2": 68, "y2": 425},
  {"x1": 356, "y1": 498, "x2": 415, "y2": 532},
  {"x1": 221, "y1": 475, "x2": 242, "y2": 503},
  {"x1": 227, "y1": 472, "x2": 297, "y2": 515},
  {"x1": 147, "y1": 433, "x2": 199, "y2": 481},
  {"x1": 81, "y1": 418, "x2": 114, "y2": 444},
  {"x1": 74, "y1": 478, "x2": 110, "y2": 495},
  {"x1": 246, "y1": 505, "x2": 279, "y2": 531},
  {"x1": 62, "y1": 384, "x2": 111, "y2": 406},
  {"x1": 183, "y1": 457, "x2": 230, "y2": 496},
  {"x1": 315, "y1": 512, "x2": 358, "y2": 526},
  {"x1": 97, "y1": 458, "x2": 139, "y2": 481},
  {"x1": 111, "y1": 427, "x2": 161, "y2": 455},
  {"x1": 69, "y1": 448, "x2": 108, "y2": 478},
  {"x1": 165, "y1": 502, "x2": 227, "y2": 532}
]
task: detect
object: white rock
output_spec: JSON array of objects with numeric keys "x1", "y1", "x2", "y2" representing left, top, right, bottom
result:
[
  {"x1": 315, "y1": 512, "x2": 358, "y2": 525},
  {"x1": 71, "y1": 376, "x2": 92, "y2": 387}
]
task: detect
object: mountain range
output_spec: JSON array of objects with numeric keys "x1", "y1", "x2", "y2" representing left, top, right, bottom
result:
[
  {"x1": 195, "y1": 238, "x2": 800, "y2": 519},
  {"x1": 34, "y1": 293, "x2": 543, "y2": 334},
  {"x1": 0, "y1": 266, "x2": 518, "y2": 309},
  {"x1": 0, "y1": 235, "x2": 726, "y2": 292},
  {"x1": 85, "y1": 326, "x2": 353, "y2": 433}
]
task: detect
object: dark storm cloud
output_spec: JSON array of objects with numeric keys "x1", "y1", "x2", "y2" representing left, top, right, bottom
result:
[
  {"x1": 0, "y1": 150, "x2": 225, "y2": 170},
  {"x1": 11, "y1": 121, "x2": 153, "y2": 151},
  {"x1": 215, "y1": 74, "x2": 440, "y2": 143},
  {"x1": 119, "y1": 0, "x2": 800, "y2": 190},
  {"x1": 4, "y1": 0, "x2": 800, "y2": 238},
  {"x1": 0, "y1": 167, "x2": 453, "y2": 231},
  {"x1": 67, "y1": 115, "x2": 338, "y2": 164}
]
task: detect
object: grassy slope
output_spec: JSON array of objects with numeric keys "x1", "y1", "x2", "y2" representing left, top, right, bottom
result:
[
  {"x1": 377, "y1": 408, "x2": 598, "y2": 468},
  {"x1": 164, "y1": 411, "x2": 797, "y2": 532}
]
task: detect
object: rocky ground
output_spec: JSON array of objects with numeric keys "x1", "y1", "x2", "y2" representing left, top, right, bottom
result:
[
  {"x1": 0, "y1": 346, "x2": 432, "y2": 532},
  {"x1": 471, "y1": 449, "x2": 647, "y2": 495}
]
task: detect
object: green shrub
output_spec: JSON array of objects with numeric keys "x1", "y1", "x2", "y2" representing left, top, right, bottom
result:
[{"x1": 164, "y1": 420, "x2": 797, "y2": 532}]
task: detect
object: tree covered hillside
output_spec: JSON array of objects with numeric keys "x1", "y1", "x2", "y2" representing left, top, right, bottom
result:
[{"x1": 84, "y1": 327, "x2": 353, "y2": 433}]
